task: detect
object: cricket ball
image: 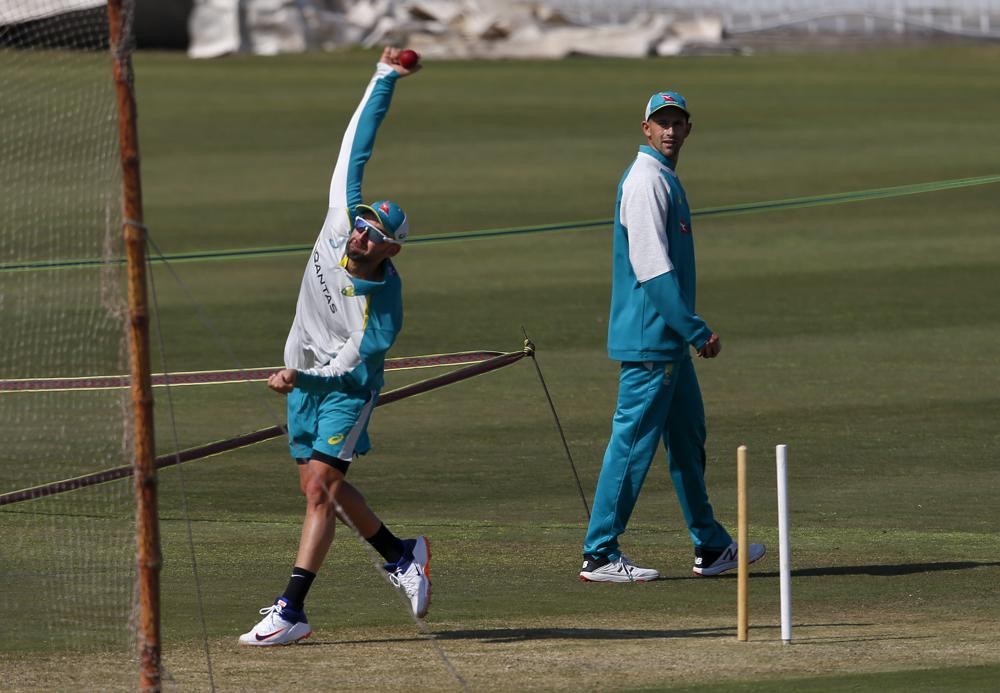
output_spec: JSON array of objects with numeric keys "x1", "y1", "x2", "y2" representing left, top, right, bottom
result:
[{"x1": 398, "y1": 49, "x2": 420, "y2": 69}]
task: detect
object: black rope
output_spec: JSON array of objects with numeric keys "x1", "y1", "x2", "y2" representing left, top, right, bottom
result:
[
  {"x1": 522, "y1": 329, "x2": 590, "y2": 521},
  {"x1": 0, "y1": 349, "x2": 526, "y2": 506}
]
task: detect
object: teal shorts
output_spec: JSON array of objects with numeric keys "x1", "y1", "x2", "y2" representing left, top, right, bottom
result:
[{"x1": 286, "y1": 387, "x2": 377, "y2": 467}]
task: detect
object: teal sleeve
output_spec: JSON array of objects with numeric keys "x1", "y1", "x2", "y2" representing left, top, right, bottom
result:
[
  {"x1": 641, "y1": 271, "x2": 713, "y2": 349},
  {"x1": 295, "y1": 352, "x2": 376, "y2": 393},
  {"x1": 294, "y1": 328, "x2": 395, "y2": 394},
  {"x1": 345, "y1": 71, "x2": 399, "y2": 210},
  {"x1": 295, "y1": 370, "x2": 350, "y2": 393}
]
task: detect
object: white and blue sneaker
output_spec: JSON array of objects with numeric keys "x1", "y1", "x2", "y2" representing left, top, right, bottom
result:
[
  {"x1": 386, "y1": 536, "x2": 431, "y2": 618},
  {"x1": 579, "y1": 555, "x2": 660, "y2": 582},
  {"x1": 238, "y1": 598, "x2": 313, "y2": 646},
  {"x1": 693, "y1": 541, "x2": 766, "y2": 576}
]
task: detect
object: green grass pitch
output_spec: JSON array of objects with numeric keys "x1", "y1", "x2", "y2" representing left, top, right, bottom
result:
[{"x1": 2, "y1": 43, "x2": 999, "y2": 690}]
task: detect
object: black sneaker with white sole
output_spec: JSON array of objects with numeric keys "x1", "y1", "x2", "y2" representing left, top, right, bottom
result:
[{"x1": 692, "y1": 541, "x2": 766, "y2": 576}]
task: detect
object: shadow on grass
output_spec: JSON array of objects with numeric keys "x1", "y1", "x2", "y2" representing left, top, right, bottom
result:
[
  {"x1": 676, "y1": 560, "x2": 1000, "y2": 580},
  {"x1": 746, "y1": 623, "x2": 933, "y2": 645},
  {"x1": 317, "y1": 622, "x2": 874, "y2": 646},
  {"x1": 313, "y1": 627, "x2": 727, "y2": 646},
  {"x1": 433, "y1": 626, "x2": 729, "y2": 642},
  {"x1": 314, "y1": 623, "x2": 892, "y2": 647}
]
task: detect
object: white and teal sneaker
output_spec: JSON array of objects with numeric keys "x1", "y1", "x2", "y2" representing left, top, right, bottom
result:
[
  {"x1": 238, "y1": 598, "x2": 313, "y2": 646},
  {"x1": 579, "y1": 555, "x2": 660, "y2": 582},
  {"x1": 388, "y1": 536, "x2": 431, "y2": 618},
  {"x1": 693, "y1": 541, "x2": 766, "y2": 576}
]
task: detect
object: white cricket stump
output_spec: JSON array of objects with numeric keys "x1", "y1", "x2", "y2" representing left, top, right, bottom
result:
[{"x1": 776, "y1": 444, "x2": 792, "y2": 644}]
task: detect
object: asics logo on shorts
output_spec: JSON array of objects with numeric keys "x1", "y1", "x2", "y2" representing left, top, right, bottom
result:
[{"x1": 327, "y1": 434, "x2": 345, "y2": 445}]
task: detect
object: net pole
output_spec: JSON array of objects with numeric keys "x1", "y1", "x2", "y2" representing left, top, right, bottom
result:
[{"x1": 107, "y1": 1, "x2": 161, "y2": 689}]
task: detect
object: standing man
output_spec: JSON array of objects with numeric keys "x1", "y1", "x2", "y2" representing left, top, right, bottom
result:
[
  {"x1": 579, "y1": 92, "x2": 765, "y2": 583},
  {"x1": 239, "y1": 48, "x2": 429, "y2": 646}
]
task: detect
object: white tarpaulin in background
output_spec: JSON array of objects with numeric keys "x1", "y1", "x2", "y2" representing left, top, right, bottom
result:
[
  {"x1": 0, "y1": 0, "x2": 104, "y2": 24},
  {"x1": 187, "y1": 0, "x2": 723, "y2": 59}
]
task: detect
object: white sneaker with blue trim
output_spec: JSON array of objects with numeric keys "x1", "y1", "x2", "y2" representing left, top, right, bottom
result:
[
  {"x1": 389, "y1": 536, "x2": 432, "y2": 618},
  {"x1": 238, "y1": 598, "x2": 313, "y2": 646}
]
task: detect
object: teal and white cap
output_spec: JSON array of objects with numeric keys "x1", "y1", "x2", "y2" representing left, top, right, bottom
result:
[
  {"x1": 354, "y1": 200, "x2": 409, "y2": 244},
  {"x1": 644, "y1": 91, "x2": 690, "y2": 120}
]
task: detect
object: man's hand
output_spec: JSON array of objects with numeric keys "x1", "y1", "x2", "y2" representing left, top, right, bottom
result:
[
  {"x1": 380, "y1": 47, "x2": 421, "y2": 77},
  {"x1": 267, "y1": 368, "x2": 297, "y2": 394},
  {"x1": 697, "y1": 333, "x2": 722, "y2": 359}
]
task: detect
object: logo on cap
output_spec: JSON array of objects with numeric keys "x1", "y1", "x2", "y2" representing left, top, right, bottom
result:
[
  {"x1": 379, "y1": 202, "x2": 390, "y2": 214},
  {"x1": 646, "y1": 91, "x2": 689, "y2": 120}
]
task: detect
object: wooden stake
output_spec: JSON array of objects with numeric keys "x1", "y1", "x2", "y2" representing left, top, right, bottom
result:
[{"x1": 737, "y1": 445, "x2": 749, "y2": 642}]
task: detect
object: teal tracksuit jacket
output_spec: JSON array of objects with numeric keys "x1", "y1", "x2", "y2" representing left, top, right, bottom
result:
[{"x1": 584, "y1": 145, "x2": 731, "y2": 559}]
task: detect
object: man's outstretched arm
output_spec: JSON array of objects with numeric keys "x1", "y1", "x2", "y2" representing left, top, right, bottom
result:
[{"x1": 327, "y1": 47, "x2": 421, "y2": 214}]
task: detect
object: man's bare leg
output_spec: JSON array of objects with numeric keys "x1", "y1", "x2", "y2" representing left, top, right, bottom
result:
[{"x1": 295, "y1": 459, "x2": 381, "y2": 571}]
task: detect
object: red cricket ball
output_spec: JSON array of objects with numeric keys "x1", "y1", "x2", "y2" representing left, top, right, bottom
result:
[{"x1": 398, "y1": 49, "x2": 420, "y2": 69}]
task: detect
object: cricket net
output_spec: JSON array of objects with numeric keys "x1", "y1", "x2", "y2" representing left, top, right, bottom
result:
[{"x1": 0, "y1": 0, "x2": 139, "y2": 681}]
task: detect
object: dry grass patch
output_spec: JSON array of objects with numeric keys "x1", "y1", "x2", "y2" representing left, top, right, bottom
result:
[{"x1": 6, "y1": 611, "x2": 997, "y2": 691}]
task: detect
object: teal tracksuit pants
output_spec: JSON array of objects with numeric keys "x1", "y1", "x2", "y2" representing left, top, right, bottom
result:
[{"x1": 583, "y1": 358, "x2": 732, "y2": 559}]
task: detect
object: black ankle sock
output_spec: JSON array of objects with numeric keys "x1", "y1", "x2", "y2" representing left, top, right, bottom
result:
[
  {"x1": 366, "y1": 523, "x2": 405, "y2": 564},
  {"x1": 281, "y1": 566, "x2": 316, "y2": 611}
]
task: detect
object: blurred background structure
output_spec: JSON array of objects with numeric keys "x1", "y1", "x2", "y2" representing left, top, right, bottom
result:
[
  {"x1": 4, "y1": 1, "x2": 999, "y2": 57},
  {"x1": 185, "y1": 0, "x2": 1000, "y2": 58}
]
